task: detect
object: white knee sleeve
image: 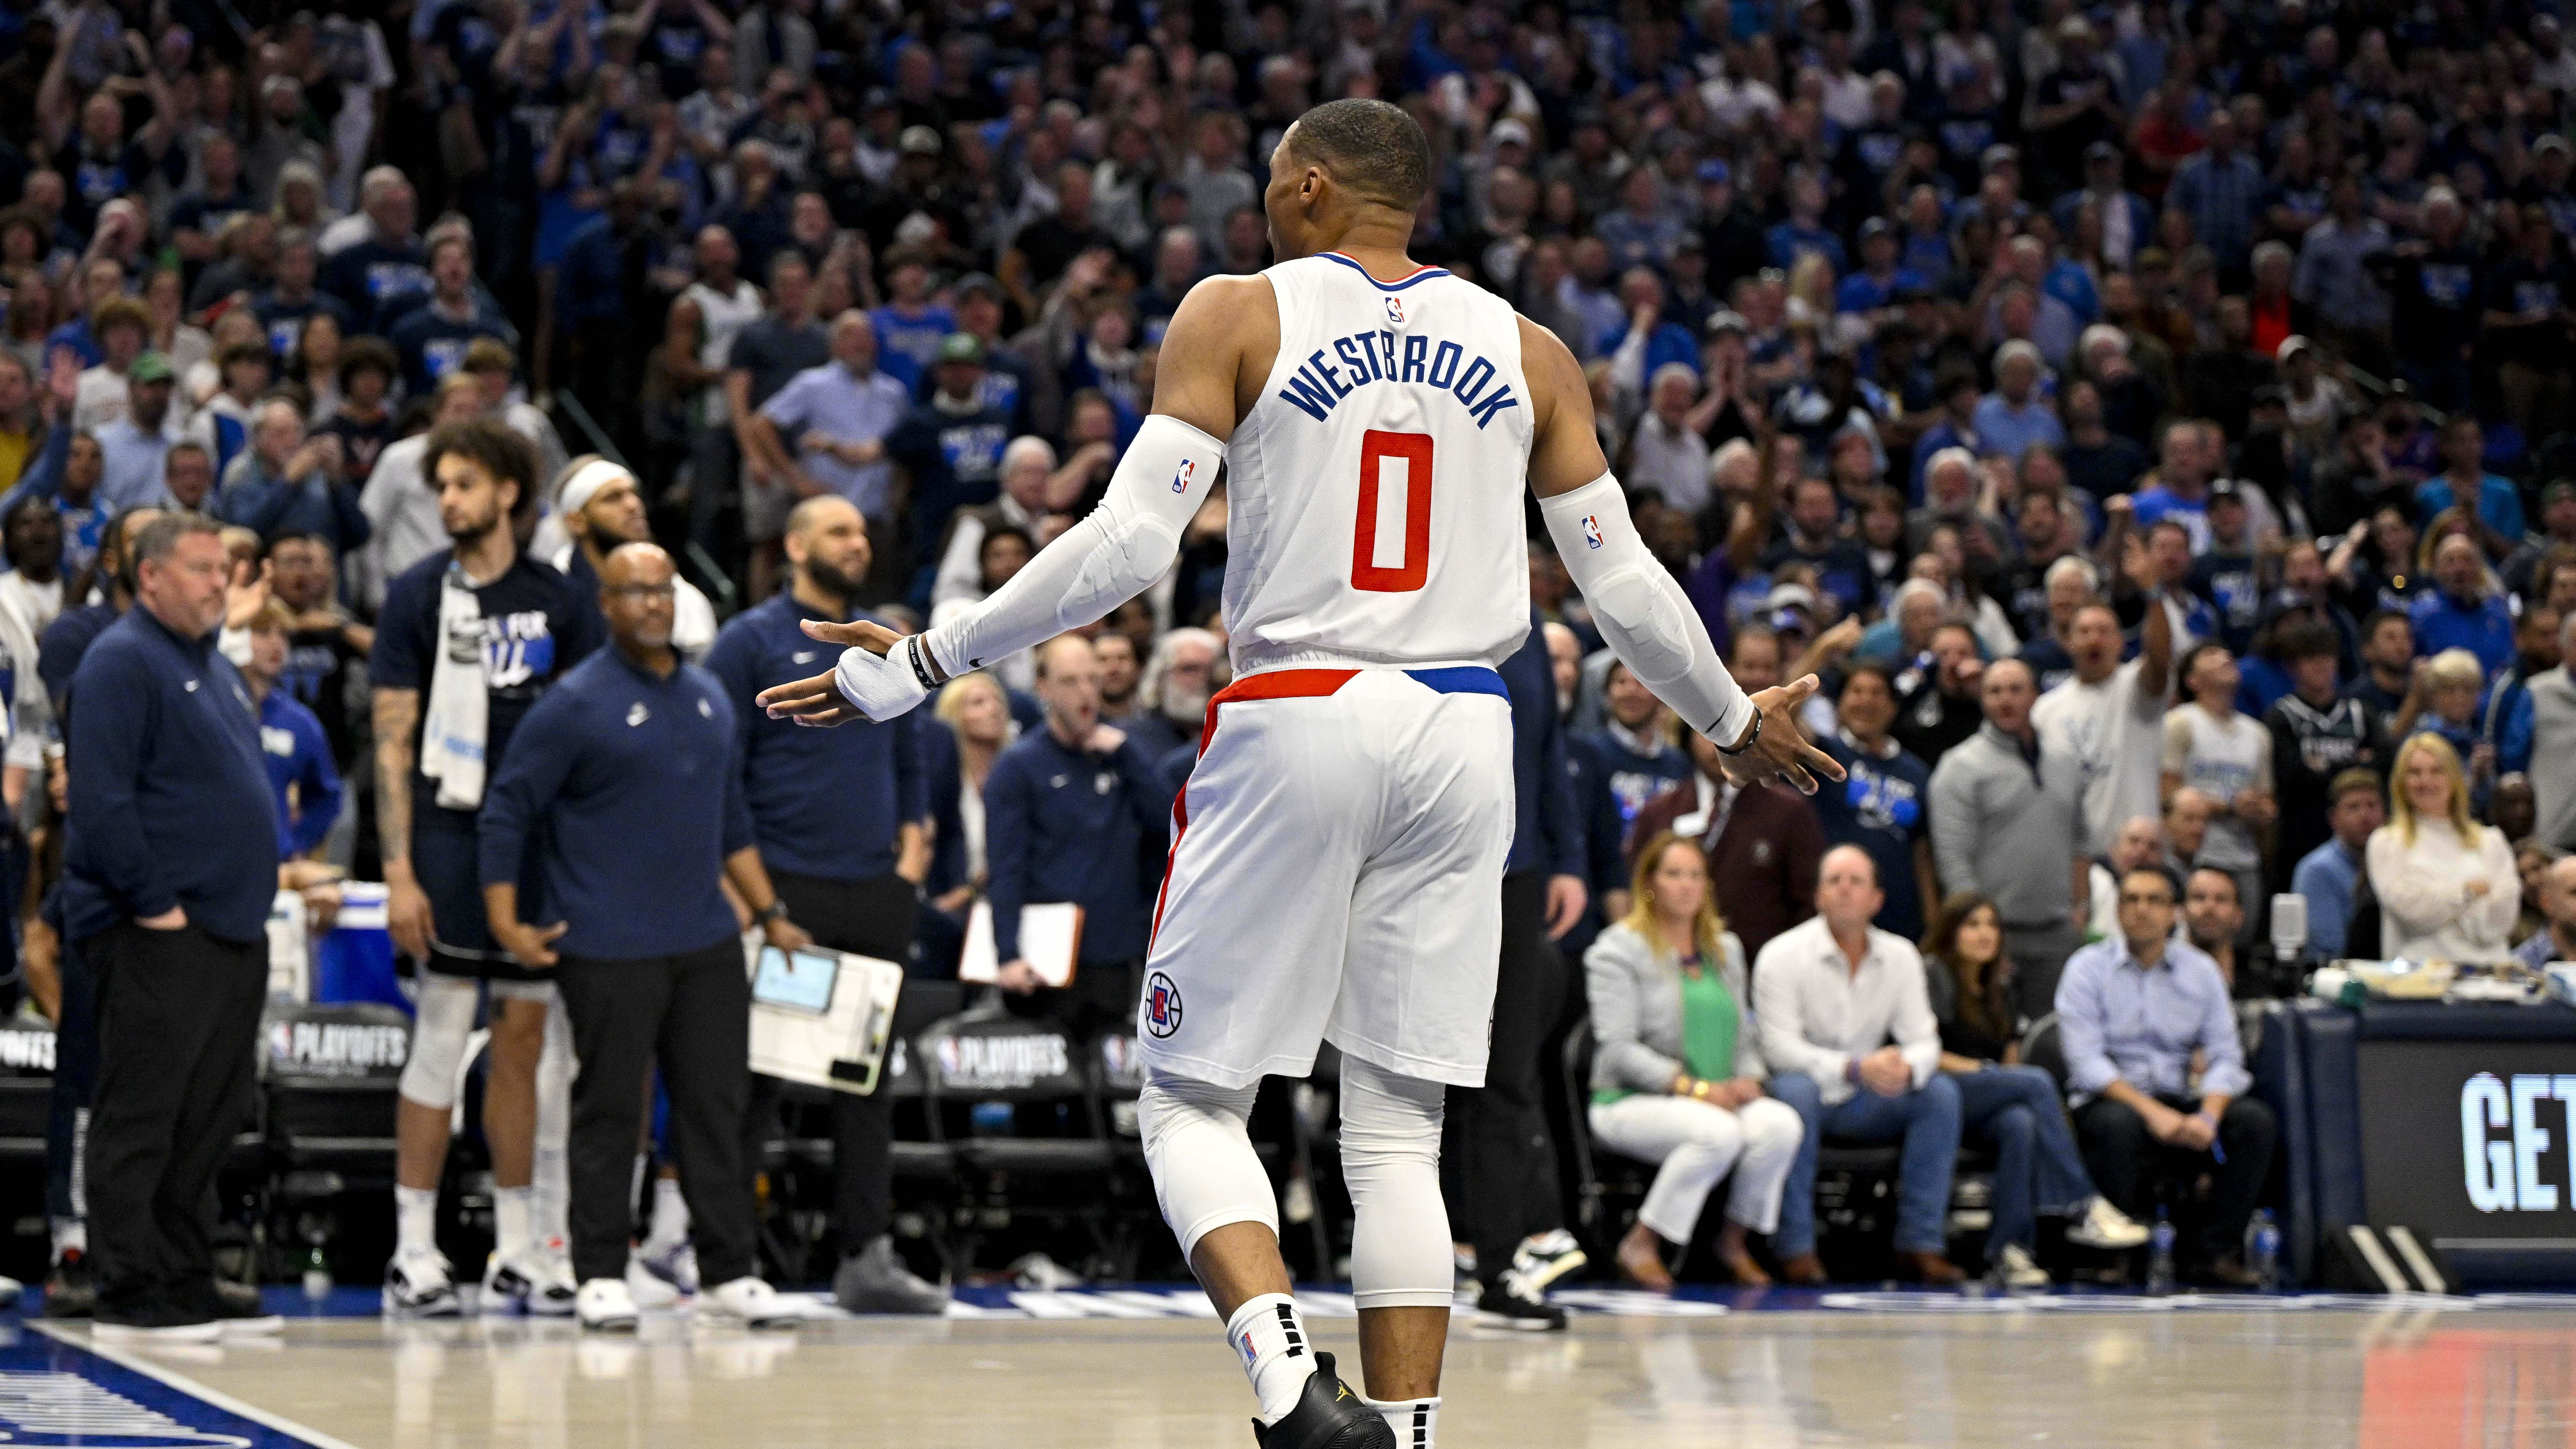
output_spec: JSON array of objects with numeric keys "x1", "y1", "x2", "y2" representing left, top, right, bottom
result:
[
  {"x1": 398, "y1": 974, "x2": 480, "y2": 1110},
  {"x1": 1139, "y1": 1070, "x2": 1276, "y2": 1259},
  {"x1": 533, "y1": 997, "x2": 575, "y2": 1155},
  {"x1": 1338, "y1": 1058, "x2": 1453, "y2": 1311}
]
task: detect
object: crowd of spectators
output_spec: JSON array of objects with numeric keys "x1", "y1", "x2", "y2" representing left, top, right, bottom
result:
[{"x1": 10, "y1": 0, "x2": 2576, "y2": 1309}]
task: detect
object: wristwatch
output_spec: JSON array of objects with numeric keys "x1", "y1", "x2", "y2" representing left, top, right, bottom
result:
[{"x1": 753, "y1": 900, "x2": 791, "y2": 927}]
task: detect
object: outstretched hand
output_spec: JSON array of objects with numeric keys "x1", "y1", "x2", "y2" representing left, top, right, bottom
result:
[
  {"x1": 1716, "y1": 675, "x2": 1847, "y2": 796},
  {"x1": 756, "y1": 617, "x2": 917, "y2": 727}
]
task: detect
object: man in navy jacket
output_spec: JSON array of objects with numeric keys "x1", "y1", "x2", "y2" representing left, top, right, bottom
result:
[
  {"x1": 1454, "y1": 608, "x2": 1590, "y2": 1330},
  {"x1": 65, "y1": 513, "x2": 278, "y2": 1340},
  {"x1": 479, "y1": 544, "x2": 809, "y2": 1333},
  {"x1": 982, "y1": 632, "x2": 1168, "y2": 1036},
  {"x1": 704, "y1": 495, "x2": 944, "y2": 1315}
]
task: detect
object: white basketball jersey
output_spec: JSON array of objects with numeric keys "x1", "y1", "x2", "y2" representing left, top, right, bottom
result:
[{"x1": 1220, "y1": 252, "x2": 1536, "y2": 674}]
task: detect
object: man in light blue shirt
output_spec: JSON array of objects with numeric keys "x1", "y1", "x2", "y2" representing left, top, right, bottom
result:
[
  {"x1": 1972, "y1": 341, "x2": 2065, "y2": 464},
  {"x1": 2291, "y1": 769, "x2": 2383, "y2": 961},
  {"x1": 2058, "y1": 865, "x2": 2277, "y2": 1286},
  {"x1": 752, "y1": 311, "x2": 912, "y2": 521},
  {"x1": 93, "y1": 354, "x2": 186, "y2": 511}
]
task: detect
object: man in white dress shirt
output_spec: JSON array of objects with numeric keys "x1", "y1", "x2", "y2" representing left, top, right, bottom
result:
[{"x1": 1755, "y1": 845, "x2": 1966, "y2": 1285}]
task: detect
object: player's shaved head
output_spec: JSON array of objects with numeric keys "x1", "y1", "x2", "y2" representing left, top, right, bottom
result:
[{"x1": 1281, "y1": 99, "x2": 1430, "y2": 213}]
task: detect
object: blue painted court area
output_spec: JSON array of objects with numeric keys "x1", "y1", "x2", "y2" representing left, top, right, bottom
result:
[{"x1": 0, "y1": 1320, "x2": 338, "y2": 1447}]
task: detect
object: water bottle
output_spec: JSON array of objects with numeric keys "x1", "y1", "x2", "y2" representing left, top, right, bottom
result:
[
  {"x1": 2248, "y1": 1210, "x2": 2281, "y2": 1293},
  {"x1": 302, "y1": 1241, "x2": 332, "y2": 1302},
  {"x1": 2145, "y1": 1207, "x2": 2177, "y2": 1297}
]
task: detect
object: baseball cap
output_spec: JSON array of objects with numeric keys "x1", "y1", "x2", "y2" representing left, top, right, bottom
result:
[
  {"x1": 1858, "y1": 216, "x2": 1894, "y2": 242},
  {"x1": 128, "y1": 352, "x2": 174, "y2": 384},
  {"x1": 1765, "y1": 582, "x2": 1818, "y2": 613},
  {"x1": 1697, "y1": 158, "x2": 1733, "y2": 186},
  {"x1": 2540, "y1": 134, "x2": 2573, "y2": 158},
  {"x1": 954, "y1": 271, "x2": 1004, "y2": 300},
  {"x1": 2209, "y1": 478, "x2": 2245, "y2": 502},
  {"x1": 1981, "y1": 143, "x2": 2020, "y2": 173},
  {"x1": 935, "y1": 332, "x2": 986, "y2": 365},
  {"x1": 1704, "y1": 309, "x2": 1751, "y2": 338},
  {"x1": 1489, "y1": 118, "x2": 1532, "y2": 148},
  {"x1": 2544, "y1": 479, "x2": 2576, "y2": 506},
  {"x1": 2086, "y1": 140, "x2": 2122, "y2": 164},
  {"x1": 2276, "y1": 334, "x2": 2313, "y2": 363},
  {"x1": 898, "y1": 125, "x2": 943, "y2": 156}
]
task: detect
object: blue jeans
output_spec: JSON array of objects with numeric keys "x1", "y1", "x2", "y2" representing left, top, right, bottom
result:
[
  {"x1": 1952, "y1": 1065, "x2": 2094, "y2": 1254},
  {"x1": 1770, "y1": 1071, "x2": 1962, "y2": 1258}
]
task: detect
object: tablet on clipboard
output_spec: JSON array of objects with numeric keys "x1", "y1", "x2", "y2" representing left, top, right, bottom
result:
[{"x1": 753, "y1": 946, "x2": 841, "y2": 1015}]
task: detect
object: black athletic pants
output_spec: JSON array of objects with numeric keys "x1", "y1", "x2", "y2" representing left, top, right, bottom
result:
[
  {"x1": 742, "y1": 870, "x2": 917, "y2": 1256},
  {"x1": 44, "y1": 922, "x2": 97, "y2": 1232},
  {"x1": 1453, "y1": 871, "x2": 1567, "y2": 1287},
  {"x1": 555, "y1": 938, "x2": 757, "y2": 1286},
  {"x1": 87, "y1": 922, "x2": 266, "y2": 1324}
]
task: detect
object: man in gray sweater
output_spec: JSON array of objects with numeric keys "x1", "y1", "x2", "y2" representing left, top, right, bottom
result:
[{"x1": 1927, "y1": 658, "x2": 2092, "y2": 1018}]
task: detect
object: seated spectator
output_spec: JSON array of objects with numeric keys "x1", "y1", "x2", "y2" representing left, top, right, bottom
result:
[
  {"x1": 1921, "y1": 891, "x2": 2149, "y2": 1286},
  {"x1": 1584, "y1": 833, "x2": 1803, "y2": 1291},
  {"x1": 2058, "y1": 864, "x2": 2279, "y2": 1287},
  {"x1": 2404, "y1": 647, "x2": 2496, "y2": 798},
  {"x1": 2181, "y1": 866, "x2": 2277, "y2": 996},
  {"x1": 2514, "y1": 855, "x2": 2576, "y2": 969},
  {"x1": 1629, "y1": 725, "x2": 1825, "y2": 965},
  {"x1": 1756, "y1": 846, "x2": 1966, "y2": 1286},
  {"x1": 2368, "y1": 733, "x2": 2520, "y2": 961},
  {"x1": 2292, "y1": 770, "x2": 2386, "y2": 961},
  {"x1": 2512, "y1": 834, "x2": 2555, "y2": 945},
  {"x1": 2161, "y1": 786, "x2": 2215, "y2": 876}
]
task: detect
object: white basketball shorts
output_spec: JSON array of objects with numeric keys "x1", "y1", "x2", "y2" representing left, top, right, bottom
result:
[{"x1": 1138, "y1": 665, "x2": 1516, "y2": 1091}]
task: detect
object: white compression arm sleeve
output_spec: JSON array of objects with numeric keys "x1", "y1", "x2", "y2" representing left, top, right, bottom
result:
[
  {"x1": 1538, "y1": 472, "x2": 1757, "y2": 745},
  {"x1": 923, "y1": 413, "x2": 1226, "y2": 677}
]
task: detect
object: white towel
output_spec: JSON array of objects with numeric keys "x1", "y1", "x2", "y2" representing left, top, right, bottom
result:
[{"x1": 420, "y1": 564, "x2": 490, "y2": 811}]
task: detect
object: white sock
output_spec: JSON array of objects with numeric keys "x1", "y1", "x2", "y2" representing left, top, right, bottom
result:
[
  {"x1": 492, "y1": 1186, "x2": 533, "y2": 1262},
  {"x1": 1224, "y1": 1293, "x2": 1314, "y2": 1424},
  {"x1": 647, "y1": 1175, "x2": 689, "y2": 1249},
  {"x1": 51, "y1": 1218, "x2": 85, "y2": 1260},
  {"x1": 396, "y1": 1186, "x2": 439, "y2": 1257},
  {"x1": 1363, "y1": 1396, "x2": 1440, "y2": 1449},
  {"x1": 533, "y1": 1148, "x2": 570, "y2": 1250}
]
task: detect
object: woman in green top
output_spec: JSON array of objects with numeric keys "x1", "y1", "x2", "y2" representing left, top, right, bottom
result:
[{"x1": 1583, "y1": 832, "x2": 1805, "y2": 1290}]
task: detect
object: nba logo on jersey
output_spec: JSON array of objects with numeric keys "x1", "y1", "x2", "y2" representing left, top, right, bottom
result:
[
  {"x1": 1580, "y1": 515, "x2": 1604, "y2": 549},
  {"x1": 1172, "y1": 458, "x2": 1195, "y2": 494},
  {"x1": 1144, "y1": 972, "x2": 1185, "y2": 1038},
  {"x1": 1384, "y1": 294, "x2": 1404, "y2": 327}
]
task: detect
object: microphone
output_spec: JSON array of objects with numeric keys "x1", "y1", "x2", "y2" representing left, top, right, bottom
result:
[{"x1": 2271, "y1": 893, "x2": 2309, "y2": 959}]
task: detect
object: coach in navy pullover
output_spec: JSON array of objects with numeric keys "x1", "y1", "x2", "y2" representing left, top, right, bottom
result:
[
  {"x1": 984, "y1": 634, "x2": 1168, "y2": 971},
  {"x1": 706, "y1": 590, "x2": 926, "y2": 883},
  {"x1": 477, "y1": 612, "x2": 756, "y2": 962},
  {"x1": 64, "y1": 560, "x2": 278, "y2": 945},
  {"x1": 1499, "y1": 607, "x2": 1586, "y2": 884}
]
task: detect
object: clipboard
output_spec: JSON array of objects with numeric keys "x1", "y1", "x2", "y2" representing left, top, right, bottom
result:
[
  {"x1": 958, "y1": 900, "x2": 1084, "y2": 988},
  {"x1": 745, "y1": 941, "x2": 907, "y2": 1095}
]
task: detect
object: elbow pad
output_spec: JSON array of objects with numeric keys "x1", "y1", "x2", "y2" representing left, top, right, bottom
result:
[
  {"x1": 928, "y1": 414, "x2": 1226, "y2": 675},
  {"x1": 1540, "y1": 473, "x2": 1756, "y2": 745}
]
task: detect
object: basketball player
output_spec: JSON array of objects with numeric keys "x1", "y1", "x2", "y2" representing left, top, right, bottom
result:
[{"x1": 760, "y1": 100, "x2": 1838, "y2": 1448}]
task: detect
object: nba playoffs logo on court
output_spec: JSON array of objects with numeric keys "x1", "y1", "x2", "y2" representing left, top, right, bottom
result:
[
  {"x1": 1384, "y1": 295, "x2": 1405, "y2": 326},
  {"x1": 1172, "y1": 458, "x2": 1195, "y2": 494},
  {"x1": 1144, "y1": 973, "x2": 1185, "y2": 1038},
  {"x1": 1580, "y1": 515, "x2": 1604, "y2": 549},
  {"x1": 0, "y1": 1371, "x2": 253, "y2": 1446}
]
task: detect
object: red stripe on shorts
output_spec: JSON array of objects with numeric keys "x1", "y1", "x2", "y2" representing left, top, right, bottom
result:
[{"x1": 1147, "y1": 669, "x2": 1359, "y2": 948}]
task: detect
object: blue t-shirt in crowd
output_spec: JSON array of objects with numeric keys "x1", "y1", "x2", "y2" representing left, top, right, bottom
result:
[
  {"x1": 1814, "y1": 732, "x2": 1934, "y2": 941},
  {"x1": 258, "y1": 686, "x2": 342, "y2": 860},
  {"x1": 868, "y1": 302, "x2": 956, "y2": 390}
]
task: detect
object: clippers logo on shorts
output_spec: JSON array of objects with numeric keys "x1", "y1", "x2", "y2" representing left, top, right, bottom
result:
[
  {"x1": 450, "y1": 610, "x2": 559, "y2": 691},
  {"x1": 1173, "y1": 458, "x2": 1195, "y2": 494},
  {"x1": 1581, "y1": 515, "x2": 1604, "y2": 549},
  {"x1": 1143, "y1": 971, "x2": 1184, "y2": 1039}
]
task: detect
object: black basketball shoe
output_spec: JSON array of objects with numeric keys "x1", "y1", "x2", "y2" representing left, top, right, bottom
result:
[{"x1": 1249, "y1": 1351, "x2": 1397, "y2": 1449}]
